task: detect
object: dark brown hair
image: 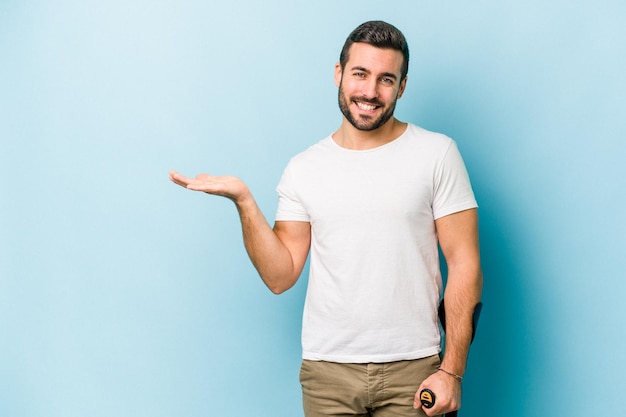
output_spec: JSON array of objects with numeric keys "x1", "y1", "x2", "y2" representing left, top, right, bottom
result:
[{"x1": 339, "y1": 21, "x2": 410, "y2": 81}]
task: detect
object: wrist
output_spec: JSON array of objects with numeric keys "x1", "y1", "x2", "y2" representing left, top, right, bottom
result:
[
  {"x1": 233, "y1": 189, "x2": 255, "y2": 208},
  {"x1": 437, "y1": 367, "x2": 463, "y2": 382}
]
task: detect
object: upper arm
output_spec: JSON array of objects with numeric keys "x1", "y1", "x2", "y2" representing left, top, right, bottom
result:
[
  {"x1": 435, "y1": 208, "x2": 481, "y2": 273},
  {"x1": 273, "y1": 220, "x2": 311, "y2": 279}
]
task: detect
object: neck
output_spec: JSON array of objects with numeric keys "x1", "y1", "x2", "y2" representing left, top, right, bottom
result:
[{"x1": 333, "y1": 117, "x2": 407, "y2": 150}]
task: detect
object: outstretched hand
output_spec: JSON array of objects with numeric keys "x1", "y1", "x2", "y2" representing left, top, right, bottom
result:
[{"x1": 169, "y1": 170, "x2": 251, "y2": 203}]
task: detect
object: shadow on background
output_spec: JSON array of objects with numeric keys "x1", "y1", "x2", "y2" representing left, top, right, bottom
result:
[{"x1": 410, "y1": 81, "x2": 544, "y2": 416}]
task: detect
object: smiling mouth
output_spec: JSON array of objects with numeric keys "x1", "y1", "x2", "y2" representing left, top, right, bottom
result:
[{"x1": 355, "y1": 101, "x2": 380, "y2": 111}]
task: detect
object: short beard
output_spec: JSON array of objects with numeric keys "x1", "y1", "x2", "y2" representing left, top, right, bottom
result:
[{"x1": 338, "y1": 82, "x2": 397, "y2": 131}]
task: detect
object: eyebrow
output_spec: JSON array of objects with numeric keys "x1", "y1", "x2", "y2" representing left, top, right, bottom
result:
[{"x1": 350, "y1": 66, "x2": 398, "y2": 80}]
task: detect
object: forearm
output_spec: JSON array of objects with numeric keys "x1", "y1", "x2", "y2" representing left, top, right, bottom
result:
[
  {"x1": 414, "y1": 262, "x2": 480, "y2": 413},
  {"x1": 234, "y1": 194, "x2": 302, "y2": 294},
  {"x1": 440, "y1": 263, "x2": 483, "y2": 376},
  {"x1": 169, "y1": 170, "x2": 308, "y2": 294}
]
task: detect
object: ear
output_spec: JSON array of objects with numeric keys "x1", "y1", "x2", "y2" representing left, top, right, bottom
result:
[
  {"x1": 397, "y1": 76, "x2": 408, "y2": 99},
  {"x1": 334, "y1": 62, "x2": 342, "y2": 88}
]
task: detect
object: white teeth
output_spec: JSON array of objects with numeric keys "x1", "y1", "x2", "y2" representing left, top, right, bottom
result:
[{"x1": 356, "y1": 102, "x2": 377, "y2": 111}]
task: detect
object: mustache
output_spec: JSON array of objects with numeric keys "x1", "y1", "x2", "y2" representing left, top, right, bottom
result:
[{"x1": 351, "y1": 96, "x2": 384, "y2": 107}]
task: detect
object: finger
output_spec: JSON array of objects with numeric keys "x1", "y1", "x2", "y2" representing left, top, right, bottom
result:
[
  {"x1": 413, "y1": 398, "x2": 421, "y2": 410},
  {"x1": 186, "y1": 179, "x2": 225, "y2": 194},
  {"x1": 413, "y1": 385, "x2": 421, "y2": 409},
  {"x1": 169, "y1": 170, "x2": 182, "y2": 183},
  {"x1": 170, "y1": 170, "x2": 190, "y2": 182},
  {"x1": 169, "y1": 171, "x2": 194, "y2": 187}
]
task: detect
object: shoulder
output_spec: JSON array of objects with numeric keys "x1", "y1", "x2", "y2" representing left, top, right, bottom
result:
[
  {"x1": 405, "y1": 123, "x2": 454, "y2": 147},
  {"x1": 397, "y1": 124, "x2": 457, "y2": 159},
  {"x1": 285, "y1": 136, "x2": 335, "y2": 168}
]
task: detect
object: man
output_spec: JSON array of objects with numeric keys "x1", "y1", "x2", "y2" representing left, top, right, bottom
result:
[{"x1": 170, "y1": 21, "x2": 482, "y2": 417}]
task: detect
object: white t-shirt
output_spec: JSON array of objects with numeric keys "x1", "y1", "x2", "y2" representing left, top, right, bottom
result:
[{"x1": 275, "y1": 123, "x2": 477, "y2": 363}]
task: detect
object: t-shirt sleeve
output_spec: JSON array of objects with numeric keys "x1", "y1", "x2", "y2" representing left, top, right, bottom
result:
[
  {"x1": 432, "y1": 140, "x2": 478, "y2": 220},
  {"x1": 275, "y1": 161, "x2": 310, "y2": 222}
]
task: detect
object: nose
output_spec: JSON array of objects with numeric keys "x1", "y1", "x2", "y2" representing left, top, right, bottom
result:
[{"x1": 361, "y1": 78, "x2": 379, "y2": 99}]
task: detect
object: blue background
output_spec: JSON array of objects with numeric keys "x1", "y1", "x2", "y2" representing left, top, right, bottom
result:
[{"x1": 1, "y1": 1, "x2": 625, "y2": 416}]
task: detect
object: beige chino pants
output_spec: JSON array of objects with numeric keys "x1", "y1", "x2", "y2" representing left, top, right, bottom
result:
[{"x1": 300, "y1": 355, "x2": 441, "y2": 417}]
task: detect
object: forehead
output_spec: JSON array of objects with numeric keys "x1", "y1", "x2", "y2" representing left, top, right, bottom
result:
[{"x1": 345, "y1": 42, "x2": 404, "y2": 76}]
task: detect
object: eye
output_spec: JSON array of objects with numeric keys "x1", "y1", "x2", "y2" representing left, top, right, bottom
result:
[
  {"x1": 380, "y1": 77, "x2": 394, "y2": 85},
  {"x1": 354, "y1": 72, "x2": 366, "y2": 78}
]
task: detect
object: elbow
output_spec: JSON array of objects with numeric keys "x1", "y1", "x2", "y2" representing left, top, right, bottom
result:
[
  {"x1": 268, "y1": 285, "x2": 289, "y2": 295},
  {"x1": 256, "y1": 258, "x2": 302, "y2": 294},
  {"x1": 267, "y1": 282, "x2": 294, "y2": 295},
  {"x1": 264, "y1": 275, "x2": 298, "y2": 295}
]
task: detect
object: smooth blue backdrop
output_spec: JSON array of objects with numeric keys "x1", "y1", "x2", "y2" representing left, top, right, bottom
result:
[{"x1": 1, "y1": 1, "x2": 625, "y2": 416}]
